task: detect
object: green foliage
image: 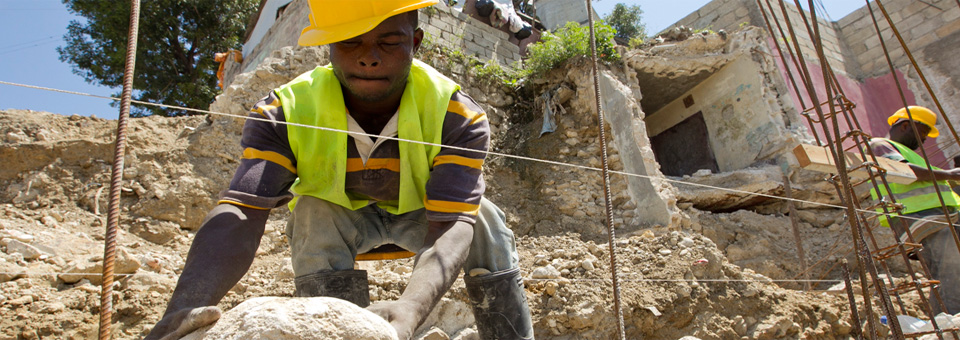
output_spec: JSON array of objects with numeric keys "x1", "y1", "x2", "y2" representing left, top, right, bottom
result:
[
  {"x1": 628, "y1": 36, "x2": 644, "y2": 49},
  {"x1": 523, "y1": 21, "x2": 620, "y2": 76},
  {"x1": 417, "y1": 34, "x2": 521, "y2": 88},
  {"x1": 58, "y1": 0, "x2": 260, "y2": 117},
  {"x1": 603, "y1": 3, "x2": 646, "y2": 41}
]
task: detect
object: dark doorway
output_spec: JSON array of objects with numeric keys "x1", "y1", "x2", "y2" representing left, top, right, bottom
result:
[{"x1": 651, "y1": 111, "x2": 720, "y2": 176}]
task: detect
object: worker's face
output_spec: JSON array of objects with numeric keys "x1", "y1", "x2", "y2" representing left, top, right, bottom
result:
[
  {"x1": 329, "y1": 12, "x2": 422, "y2": 104},
  {"x1": 890, "y1": 120, "x2": 931, "y2": 150}
]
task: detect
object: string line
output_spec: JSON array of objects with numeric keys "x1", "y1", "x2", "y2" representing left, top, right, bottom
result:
[{"x1": 0, "y1": 79, "x2": 951, "y2": 227}]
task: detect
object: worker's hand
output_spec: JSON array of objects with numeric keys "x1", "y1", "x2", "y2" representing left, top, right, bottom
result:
[
  {"x1": 367, "y1": 300, "x2": 419, "y2": 340},
  {"x1": 143, "y1": 306, "x2": 221, "y2": 340},
  {"x1": 947, "y1": 168, "x2": 960, "y2": 181}
]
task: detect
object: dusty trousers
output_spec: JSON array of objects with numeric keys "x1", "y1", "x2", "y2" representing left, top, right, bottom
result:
[
  {"x1": 286, "y1": 195, "x2": 520, "y2": 276},
  {"x1": 921, "y1": 225, "x2": 960, "y2": 315}
]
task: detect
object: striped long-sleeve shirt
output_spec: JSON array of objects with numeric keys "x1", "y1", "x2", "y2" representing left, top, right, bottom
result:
[{"x1": 218, "y1": 90, "x2": 490, "y2": 224}]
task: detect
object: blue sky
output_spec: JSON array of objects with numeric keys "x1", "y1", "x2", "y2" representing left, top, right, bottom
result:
[{"x1": 0, "y1": 0, "x2": 862, "y2": 117}]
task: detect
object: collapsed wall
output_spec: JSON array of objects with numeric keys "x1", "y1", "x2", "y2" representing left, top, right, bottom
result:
[{"x1": 667, "y1": 0, "x2": 960, "y2": 167}]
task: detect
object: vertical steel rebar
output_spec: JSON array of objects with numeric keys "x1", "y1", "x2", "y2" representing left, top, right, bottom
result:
[
  {"x1": 585, "y1": 1, "x2": 626, "y2": 339},
  {"x1": 841, "y1": 259, "x2": 865, "y2": 340},
  {"x1": 782, "y1": 174, "x2": 811, "y2": 290},
  {"x1": 99, "y1": 1, "x2": 140, "y2": 340}
]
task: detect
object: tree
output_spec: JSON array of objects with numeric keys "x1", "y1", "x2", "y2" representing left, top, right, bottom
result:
[
  {"x1": 58, "y1": 0, "x2": 259, "y2": 117},
  {"x1": 603, "y1": 3, "x2": 646, "y2": 42}
]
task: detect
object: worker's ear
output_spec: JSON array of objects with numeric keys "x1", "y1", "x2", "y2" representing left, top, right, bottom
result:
[{"x1": 412, "y1": 28, "x2": 424, "y2": 54}]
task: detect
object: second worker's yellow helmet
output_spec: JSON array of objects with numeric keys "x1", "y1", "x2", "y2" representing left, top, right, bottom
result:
[
  {"x1": 298, "y1": 0, "x2": 438, "y2": 46},
  {"x1": 887, "y1": 106, "x2": 939, "y2": 138}
]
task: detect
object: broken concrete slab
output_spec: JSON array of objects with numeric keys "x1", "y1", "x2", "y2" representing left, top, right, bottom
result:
[{"x1": 675, "y1": 166, "x2": 784, "y2": 212}]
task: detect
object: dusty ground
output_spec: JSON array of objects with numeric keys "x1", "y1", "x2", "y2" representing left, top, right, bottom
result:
[{"x1": 0, "y1": 38, "x2": 932, "y2": 339}]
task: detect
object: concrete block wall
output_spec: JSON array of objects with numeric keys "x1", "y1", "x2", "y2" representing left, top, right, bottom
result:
[
  {"x1": 225, "y1": 0, "x2": 522, "y2": 87},
  {"x1": 837, "y1": 0, "x2": 960, "y2": 77},
  {"x1": 533, "y1": 0, "x2": 590, "y2": 30},
  {"x1": 420, "y1": 4, "x2": 522, "y2": 66},
  {"x1": 666, "y1": 0, "x2": 851, "y2": 75}
]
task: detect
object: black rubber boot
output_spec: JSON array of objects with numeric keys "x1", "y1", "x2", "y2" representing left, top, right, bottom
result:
[
  {"x1": 294, "y1": 269, "x2": 370, "y2": 307},
  {"x1": 465, "y1": 267, "x2": 535, "y2": 340}
]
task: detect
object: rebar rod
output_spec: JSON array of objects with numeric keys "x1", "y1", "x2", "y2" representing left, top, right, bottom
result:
[
  {"x1": 99, "y1": 1, "x2": 140, "y2": 340},
  {"x1": 782, "y1": 174, "x2": 811, "y2": 290},
  {"x1": 585, "y1": 1, "x2": 626, "y2": 339},
  {"x1": 841, "y1": 259, "x2": 865, "y2": 340}
]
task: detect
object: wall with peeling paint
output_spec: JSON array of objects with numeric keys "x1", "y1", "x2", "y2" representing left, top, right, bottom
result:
[{"x1": 647, "y1": 56, "x2": 784, "y2": 173}]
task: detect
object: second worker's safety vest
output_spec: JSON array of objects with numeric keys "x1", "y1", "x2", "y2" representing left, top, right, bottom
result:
[
  {"x1": 870, "y1": 138, "x2": 960, "y2": 226},
  {"x1": 276, "y1": 59, "x2": 460, "y2": 214}
]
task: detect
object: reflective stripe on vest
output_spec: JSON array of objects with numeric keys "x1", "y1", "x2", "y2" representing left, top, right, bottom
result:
[
  {"x1": 869, "y1": 138, "x2": 960, "y2": 226},
  {"x1": 278, "y1": 59, "x2": 460, "y2": 214}
]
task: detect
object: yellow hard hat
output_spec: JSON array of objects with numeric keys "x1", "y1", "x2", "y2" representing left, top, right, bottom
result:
[
  {"x1": 888, "y1": 106, "x2": 939, "y2": 138},
  {"x1": 298, "y1": 0, "x2": 438, "y2": 46}
]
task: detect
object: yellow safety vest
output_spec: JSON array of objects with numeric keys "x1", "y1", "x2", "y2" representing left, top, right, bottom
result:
[
  {"x1": 870, "y1": 138, "x2": 960, "y2": 226},
  {"x1": 277, "y1": 59, "x2": 460, "y2": 214}
]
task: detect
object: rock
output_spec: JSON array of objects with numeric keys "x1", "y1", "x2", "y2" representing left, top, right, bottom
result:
[
  {"x1": 580, "y1": 259, "x2": 595, "y2": 272},
  {"x1": 0, "y1": 230, "x2": 35, "y2": 243},
  {"x1": 679, "y1": 337, "x2": 702, "y2": 340},
  {"x1": 531, "y1": 265, "x2": 561, "y2": 280},
  {"x1": 129, "y1": 220, "x2": 180, "y2": 245},
  {"x1": 742, "y1": 285, "x2": 759, "y2": 298},
  {"x1": 659, "y1": 249, "x2": 672, "y2": 255},
  {"x1": 679, "y1": 237, "x2": 695, "y2": 248},
  {"x1": 733, "y1": 315, "x2": 747, "y2": 336},
  {"x1": 59, "y1": 248, "x2": 140, "y2": 284},
  {"x1": 753, "y1": 322, "x2": 778, "y2": 340},
  {"x1": 40, "y1": 216, "x2": 58, "y2": 228},
  {"x1": 544, "y1": 281, "x2": 559, "y2": 296},
  {"x1": 278, "y1": 260, "x2": 295, "y2": 279},
  {"x1": 5, "y1": 295, "x2": 33, "y2": 307},
  {"x1": 4, "y1": 239, "x2": 43, "y2": 260},
  {"x1": 417, "y1": 327, "x2": 450, "y2": 340},
  {"x1": 123, "y1": 272, "x2": 176, "y2": 295},
  {"x1": 450, "y1": 328, "x2": 479, "y2": 340},
  {"x1": 0, "y1": 260, "x2": 24, "y2": 282},
  {"x1": 181, "y1": 297, "x2": 398, "y2": 340}
]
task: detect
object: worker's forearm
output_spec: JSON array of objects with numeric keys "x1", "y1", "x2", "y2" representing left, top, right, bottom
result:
[
  {"x1": 400, "y1": 220, "x2": 473, "y2": 325},
  {"x1": 161, "y1": 204, "x2": 269, "y2": 317},
  {"x1": 910, "y1": 163, "x2": 960, "y2": 182}
]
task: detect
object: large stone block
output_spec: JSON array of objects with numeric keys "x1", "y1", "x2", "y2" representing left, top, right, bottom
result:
[{"x1": 182, "y1": 297, "x2": 398, "y2": 340}]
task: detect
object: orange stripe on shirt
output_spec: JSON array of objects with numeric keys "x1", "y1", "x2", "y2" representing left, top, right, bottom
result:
[
  {"x1": 424, "y1": 199, "x2": 480, "y2": 216},
  {"x1": 433, "y1": 154, "x2": 483, "y2": 169},
  {"x1": 346, "y1": 158, "x2": 401, "y2": 172},
  {"x1": 251, "y1": 104, "x2": 277, "y2": 118},
  {"x1": 242, "y1": 147, "x2": 296, "y2": 174},
  {"x1": 447, "y1": 100, "x2": 487, "y2": 125},
  {"x1": 218, "y1": 199, "x2": 271, "y2": 210}
]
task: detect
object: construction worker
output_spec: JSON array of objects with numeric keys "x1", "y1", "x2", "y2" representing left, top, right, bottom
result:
[
  {"x1": 870, "y1": 106, "x2": 960, "y2": 315},
  {"x1": 144, "y1": 1, "x2": 534, "y2": 339}
]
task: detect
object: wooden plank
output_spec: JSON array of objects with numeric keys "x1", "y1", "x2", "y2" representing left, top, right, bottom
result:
[{"x1": 793, "y1": 144, "x2": 916, "y2": 184}]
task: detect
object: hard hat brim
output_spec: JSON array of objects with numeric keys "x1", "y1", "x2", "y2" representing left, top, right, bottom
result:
[
  {"x1": 889, "y1": 117, "x2": 940, "y2": 138},
  {"x1": 298, "y1": 0, "x2": 439, "y2": 46}
]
